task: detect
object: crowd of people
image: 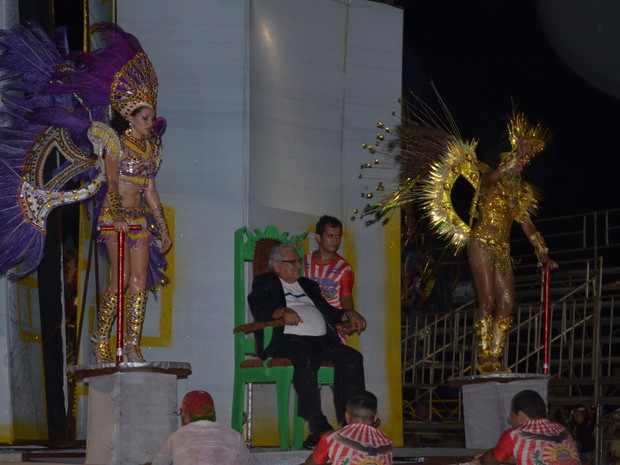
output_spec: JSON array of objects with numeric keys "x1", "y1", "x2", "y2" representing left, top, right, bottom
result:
[{"x1": 147, "y1": 387, "x2": 601, "y2": 465}]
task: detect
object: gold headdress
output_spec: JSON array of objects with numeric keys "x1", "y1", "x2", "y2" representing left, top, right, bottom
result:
[
  {"x1": 502, "y1": 112, "x2": 551, "y2": 170},
  {"x1": 110, "y1": 50, "x2": 158, "y2": 119}
]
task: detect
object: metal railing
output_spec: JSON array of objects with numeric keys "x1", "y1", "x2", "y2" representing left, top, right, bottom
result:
[
  {"x1": 401, "y1": 208, "x2": 620, "y2": 458},
  {"x1": 402, "y1": 260, "x2": 601, "y2": 400}
]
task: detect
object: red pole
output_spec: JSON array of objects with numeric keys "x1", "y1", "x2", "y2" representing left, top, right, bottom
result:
[
  {"x1": 116, "y1": 230, "x2": 125, "y2": 363},
  {"x1": 543, "y1": 268, "x2": 550, "y2": 375},
  {"x1": 99, "y1": 225, "x2": 142, "y2": 364}
]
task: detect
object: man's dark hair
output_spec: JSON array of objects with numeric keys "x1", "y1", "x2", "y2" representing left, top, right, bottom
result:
[
  {"x1": 316, "y1": 215, "x2": 343, "y2": 235},
  {"x1": 346, "y1": 391, "x2": 378, "y2": 424},
  {"x1": 511, "y1": 390, "x2": 547, "y2": 419},
  {"x1": 187, "y1": 411, "x2": 215, "y2": 422}
]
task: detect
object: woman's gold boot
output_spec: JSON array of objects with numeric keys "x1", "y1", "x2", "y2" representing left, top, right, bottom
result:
[
  {"x1": 90, "y1": 291, "x2": 118, "y2": 363},
  {"x1": 486, "y1": 316, "x2": 514, "y2": 374},
  {"x1": 124, "y1": 292, "x2": 148, "y2": 362},
  {"x1": 474, "y1": 314, "x2": 494, "y2": 374}
]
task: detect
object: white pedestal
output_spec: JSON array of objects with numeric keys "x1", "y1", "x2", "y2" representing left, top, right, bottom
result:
[
  {"x1": 70, "y1": 362, "x2": 191, "y2": 465},
  {"x1": 455, "y1": 374, "x2": 549, "y2": 449}
]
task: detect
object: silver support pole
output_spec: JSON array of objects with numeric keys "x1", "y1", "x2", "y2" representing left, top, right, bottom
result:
[{"x1": 0, "y1": 0, "x2": 19, "y2": 29}]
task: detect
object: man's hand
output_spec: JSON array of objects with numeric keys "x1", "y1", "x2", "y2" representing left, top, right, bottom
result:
[
  {"x1": 472, "y1": 449, "x2": 503, "y2": 465},
  {"x1": 277, "y1": 307, "x2": 303, "y2": 326},
  {"x1": 345, "y1": 311, "x2": 366, "y2": 334},
  {"x1": 337, "y1": 321, "x2": 356, "y2": 336},
  {"x1": 303, "y1": 452, "x2": 320, "y2": 465},
  {"x1": 113, "y1": 217, "x2": 129, "y2": 232}
]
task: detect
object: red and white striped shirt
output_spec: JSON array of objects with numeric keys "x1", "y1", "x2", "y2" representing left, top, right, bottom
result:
[
  {"x1": 304, "y1": 252, "x2": 354, "y2": 309},
  {"x1": 312, "y1": 423, "x2": 393, "y2": 465},
  {"x1": 494, "y1": 418, "x2": 580, "y2": 465}
]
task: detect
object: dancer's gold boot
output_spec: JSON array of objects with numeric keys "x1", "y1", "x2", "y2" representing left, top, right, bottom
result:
[
  {"x1": 474, "y1": 314, "x2": 500, "y2": 374},
  {"x1": 487, "y1": 316, "x2": 513, "y2": 373},
  {"x1": 476, "y1": 316, "x2": 513, "y2": 374},
  {"x1": 90, "y1": 291, "x2": 118, "y2": 363},
  {"x1": 124, "y1": 292, "x2": 148, "y2": 362}
]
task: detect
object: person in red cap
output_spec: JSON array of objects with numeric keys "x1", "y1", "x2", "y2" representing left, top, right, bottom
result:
[{"x1": 148, "y1": 390, "x2": 249, "y2": 465}]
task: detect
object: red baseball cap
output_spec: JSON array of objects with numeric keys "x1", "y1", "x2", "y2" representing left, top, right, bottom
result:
[{"x1": 181, "y1": 390, "x2": 215, "y2": 417}]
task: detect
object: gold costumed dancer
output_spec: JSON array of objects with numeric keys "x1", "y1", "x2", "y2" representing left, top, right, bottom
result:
[
  {"x1": 466, "y1": 115, "x2": 558, "y2": 374},
  {"x1": 355, "y1": 93, "x2": 557, "y2": 375}
]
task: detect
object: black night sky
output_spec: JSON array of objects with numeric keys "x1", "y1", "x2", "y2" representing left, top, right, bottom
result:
[{"x1": 397, "y1": 0, "x2": 620, "y2": 217}]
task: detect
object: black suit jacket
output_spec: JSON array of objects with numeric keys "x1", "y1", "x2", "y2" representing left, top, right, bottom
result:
[{"x1": 247, "y1": 272, "x2": 346, "y2": 359}]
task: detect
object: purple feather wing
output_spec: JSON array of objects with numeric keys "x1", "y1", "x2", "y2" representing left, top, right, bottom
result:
[{"x1": 0, "y1": 23, "x2": 99, "y2": 278}]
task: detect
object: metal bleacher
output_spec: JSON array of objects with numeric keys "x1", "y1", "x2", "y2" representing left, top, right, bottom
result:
[{"x1": 401, "y1": 208, "x2": 620, "y2": 461}]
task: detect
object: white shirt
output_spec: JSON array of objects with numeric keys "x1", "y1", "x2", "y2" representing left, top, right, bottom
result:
[
  {"x1": 150, "y1": 420, "x2": 250, "y2": 465},
  {"x1": 280, "y1": 279, "x2": 327, "y2": 336}
]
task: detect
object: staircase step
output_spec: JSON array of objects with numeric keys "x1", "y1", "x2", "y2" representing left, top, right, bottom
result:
[
  {"x1": 547, "y1": 396, "x2": 595, "y2": 405},
  {"x1": 404, "y1": 421, "x2": 464, "y2": 432},
  {"x1": 549, "y1": 378, "x2": 595, "y2": 385}
]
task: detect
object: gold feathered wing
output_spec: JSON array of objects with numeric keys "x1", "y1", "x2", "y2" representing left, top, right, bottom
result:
[{"x1": 417, "y1": 139, "x2": 481, "y2": 253}]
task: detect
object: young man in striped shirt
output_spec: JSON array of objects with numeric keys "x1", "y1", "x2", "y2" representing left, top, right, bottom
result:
[
  {"x1": 304, "y1": 215, "x2": 356, "y2": 343},
  {"x1": 472, "y1": 390, "x2": 580, "y2": 465},
  {"x1": 304, "y1": 391, "x2": 393, "y2": 465}
]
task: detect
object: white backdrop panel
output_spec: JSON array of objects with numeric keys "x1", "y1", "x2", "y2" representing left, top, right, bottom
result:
[
  {"x1": 249, "y1": 0, "x2": 345, "y2": 215},
  {"x1": 343, "y1": 1, "x2": 404, "y2": 437}
]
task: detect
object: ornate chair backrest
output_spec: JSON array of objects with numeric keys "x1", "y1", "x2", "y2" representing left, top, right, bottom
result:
[{"x1": 252, "y1": 238, "x2": 279, "y2": 278}]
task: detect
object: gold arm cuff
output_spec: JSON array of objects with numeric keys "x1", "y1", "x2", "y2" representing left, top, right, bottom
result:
[
  {"x1": 152, "y1": 204, "x2": 169, "y2": 233},
  {"x1": 106, "y1": 192, "x2": 123, "y2": 218},
  {"x1": 529, "y1": 231, "x2": 549, "y2": 261}
]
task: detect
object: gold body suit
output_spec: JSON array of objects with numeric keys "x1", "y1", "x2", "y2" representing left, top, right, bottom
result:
[
  {"x1": 468, "y1": 169, "x2": 538, "y2": 373},
  {"x1": 469, "y1": 170, "x2": 535, "y2": 276}
]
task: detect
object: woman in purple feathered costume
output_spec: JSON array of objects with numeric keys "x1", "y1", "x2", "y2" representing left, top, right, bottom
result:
[{"x1": 0, "y1": 22, "x2": 171, "y2": 363}]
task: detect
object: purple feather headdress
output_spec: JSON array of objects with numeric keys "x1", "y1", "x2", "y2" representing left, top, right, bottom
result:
[{"x1": 48, "y1": 22, "x2": 159, "y2": 122}]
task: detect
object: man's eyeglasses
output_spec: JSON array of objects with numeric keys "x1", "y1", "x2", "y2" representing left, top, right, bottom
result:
[{"x1": 281, "y1": 258, "x2": 302, "y2": 266}]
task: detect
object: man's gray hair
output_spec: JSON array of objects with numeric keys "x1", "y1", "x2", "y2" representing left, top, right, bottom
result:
[{"x1": 268, "y1": 242, "x2": 297, "y2": 271}]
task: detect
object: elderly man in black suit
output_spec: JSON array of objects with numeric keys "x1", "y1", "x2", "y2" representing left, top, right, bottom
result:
[{"x1": 248, "y1": 242, "x2": 367, "y2": 449}]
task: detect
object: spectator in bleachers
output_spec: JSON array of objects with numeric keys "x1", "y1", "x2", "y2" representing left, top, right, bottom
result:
[{"x1": 567, "y1": 405, "x2": 595, "y2": 463}]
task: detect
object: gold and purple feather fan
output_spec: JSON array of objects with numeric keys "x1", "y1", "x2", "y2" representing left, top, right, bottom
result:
[
  {"x1": 0, "y1": 23, "x2": 102, "y2": 278},
  {"x1": 355, "y1": 87, "x2": 466, "y2": 226}
]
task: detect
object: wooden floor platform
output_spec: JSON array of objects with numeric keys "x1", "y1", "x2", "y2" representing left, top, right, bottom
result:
[{"x1": 0, "y1": 446, "x2": 481, "y2": 464}]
